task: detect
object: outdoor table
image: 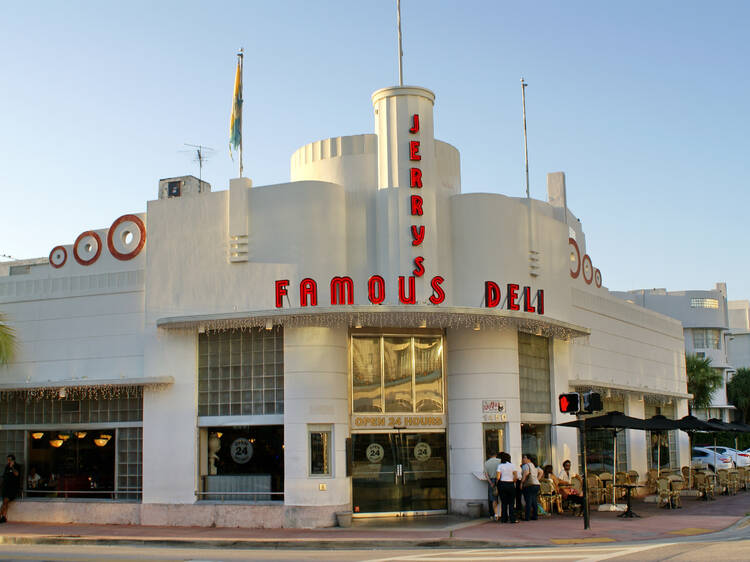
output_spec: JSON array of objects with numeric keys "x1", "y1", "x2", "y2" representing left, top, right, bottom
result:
[{"x1": 614, "y1": 483, "x2": 641, "y2": 518}]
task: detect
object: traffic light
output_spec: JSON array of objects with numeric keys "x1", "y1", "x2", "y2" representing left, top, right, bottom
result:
[
  {"x1": 559, "y1": 393, "x2": 580, "y2": 414},
  {"x1": 583, "y1": 391, "x2": 603, "y2": 413}
]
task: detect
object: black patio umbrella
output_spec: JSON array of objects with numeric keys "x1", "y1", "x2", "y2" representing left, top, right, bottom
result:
[
  {"x1": 642, "y1": 415, "x2": 681, "y2": 477},
  {"x1": 558, "y1": 411, "x2": 647, "y2": 482}
]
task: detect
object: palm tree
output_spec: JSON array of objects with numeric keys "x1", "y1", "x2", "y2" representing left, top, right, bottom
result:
[
  {"x1": 727, "y1": 368, "x2": 750, "y2": 424},
  {"x1": 0, "y1": 312, "x2": 16, "y2": 365},
  {"x1": 685, "y1": 354, "x2": 723, "y2": 416}
]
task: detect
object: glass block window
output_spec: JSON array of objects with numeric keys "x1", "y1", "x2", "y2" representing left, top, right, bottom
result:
[
  {"x1": 692, "y1": 328, "x2": 721, "y2": 349},
  {"x1": 117, "y1": 427, "x2": 142, "y2": 499},
  {"x1": 198, "y1": 328, "x2": 284, "y2": 417},
  {"x1": 0, "y1": 430, "x2": 25, "y2": 470},
  {"x1": 351, "y1": 334, "x2": 444, "y2": 414},
  {"x1": 0, "y1": 395, "x2": 142, "y2": 425},
  {"x1": 518, "y1": 332, "x2": 551, "y2": 414},
  {"x1": 690, "y1": 298, "x2": 719, "y2": 309}
]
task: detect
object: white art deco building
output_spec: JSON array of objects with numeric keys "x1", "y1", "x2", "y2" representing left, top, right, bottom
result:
[{"x1": 0, "y1": 85, "x2": 691, "y2": 527}]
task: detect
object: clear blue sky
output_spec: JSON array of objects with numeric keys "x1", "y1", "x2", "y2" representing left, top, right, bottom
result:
[{"x1": 1, "y1": 1, "x2": 748, "y2": 299}]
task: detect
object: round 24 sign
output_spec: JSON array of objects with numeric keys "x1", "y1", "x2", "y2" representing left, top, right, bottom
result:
[{"x1": 231, "y1": 438, "x2": 253, "y2": 464}]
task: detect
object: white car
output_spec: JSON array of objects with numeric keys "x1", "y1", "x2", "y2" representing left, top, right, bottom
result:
[
  {"x1": 700, "y1": 446, "x2": 750, "y2": 468},
  {"x1": 691, "y1": 447, "x2": 734, "y2": 470}
]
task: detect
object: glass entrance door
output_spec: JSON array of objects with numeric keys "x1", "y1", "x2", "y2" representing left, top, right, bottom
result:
[{"x1": 351, "y1": 432, "x2": 447, "y2": 515}]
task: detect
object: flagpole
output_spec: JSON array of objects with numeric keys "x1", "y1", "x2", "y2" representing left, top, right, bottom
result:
[
  {"x1": 521, "y1": 78, "x2": 530, "y2": 198},
  {"x1": 396, "y1": 0, "x2": 404, "y2": 86},
  {"x1": 238, "y1": 48, "x2": 244, "y2": 178}
]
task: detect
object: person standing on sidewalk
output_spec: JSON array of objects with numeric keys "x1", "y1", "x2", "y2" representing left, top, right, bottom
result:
[
  {"x1": 495, "y1": 452, "x2": 519, "y2": 523},
  {"x1": 521, "y1": 453, "x2": 542, "y2": 521},
  {"x1": 1, "y1": 454, "x2": 20, "y2": 523},
  {"x1": 483, "y1": 451, "x2": 501, "y2": 520}
]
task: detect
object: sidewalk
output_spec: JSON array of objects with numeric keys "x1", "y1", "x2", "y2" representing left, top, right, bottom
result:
[{"x1": 0, "y1": 492, "x2": 748, "y2": 550}]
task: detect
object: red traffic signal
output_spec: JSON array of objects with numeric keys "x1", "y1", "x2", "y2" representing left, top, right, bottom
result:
[{"x1": 559, "y1": 392, "x2": 580, "y2": 414}]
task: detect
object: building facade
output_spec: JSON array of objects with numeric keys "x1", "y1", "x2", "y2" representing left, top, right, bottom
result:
[
  {"x1": 0, "y1": 85, "x2": 690, "y2": 527},
  {"x1": 613, "y1": 283, "x2": 736, "y2": 422},
  {"x1": 728, "y1": 300, "x2": 750, "y2": 370}
]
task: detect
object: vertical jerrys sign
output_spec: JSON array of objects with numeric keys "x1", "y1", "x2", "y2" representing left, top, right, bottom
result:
[{"x1": 273, "y1": 111, "x2": 544, "y2": 314}]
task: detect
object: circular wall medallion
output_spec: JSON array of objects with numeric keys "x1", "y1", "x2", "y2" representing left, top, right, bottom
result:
[
  {"x1": 413, "y1": 441, "x2": 432, "y2": 462},
  {"x1": 568, "y1": 238, "x2": 581, "y2": 279},
  {"x1": 582, "y1": 254, "x2": 593, "y2": 284},
  {"x1": 366, "y1": 443, "x2": 385, "y2": 463},
  {"x1": 107, "y1": 214, "x2": 146, "y2": 261},
  {"x1": 49, "y1": 246, "x2": 67, "y2": 268},
  {"x1": 230, "y1": 437, "x2": 253, "y2": 464},
  {"x1": 594, "y1": 268, "x2": 602, "y2": 288},
  {"x1": 73, "y1": 231, "x2": 102, "y2": 266}
]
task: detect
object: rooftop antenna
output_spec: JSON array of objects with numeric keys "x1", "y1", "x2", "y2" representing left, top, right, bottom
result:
[
  {"x1": 521, "y1": 77, "x2": 530, "y2": 198},
  {"x1": 397, "y1": 0, "x2": 404, "y2": 86},
  {"x1": 180, "y1": 143, "x2": 214, "y2": 185}
]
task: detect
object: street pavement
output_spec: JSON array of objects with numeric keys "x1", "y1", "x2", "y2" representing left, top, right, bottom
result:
[{"x1": 0, "y1": 490, "x2": 747, "y2": 551}]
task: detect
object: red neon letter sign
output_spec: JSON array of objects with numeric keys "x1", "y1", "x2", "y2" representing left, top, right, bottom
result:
[
  {"x1": 410, "y1": 195, "x2": 423, "y2": 216},
  {"x1": 413, "y1": 256, "x2": 425, "y2": 277},
  {"x1": 485, "y1": 281, "x2": 501, "y2": 308},
  {"x1": 507, "y1": 283, "x2": 520, "y2": 311},
  {"x1": 429, "y1": 276, "x2": 445, "y2": 304},
  {"x1": 368, "y1": 275, "x2": 386, "y2": 304},
  {"x1": 330, "y1": 276, "x2": 354, "y2": 305},
  {"x1": 409, "y1": 141, "x2": 421, "y2": 161},
  {"x1": 523, "y1": 286, "x2": 536, "y2": 313},
  {"x1": 409, "y1": 114, "x2": 419, "y2": 133},
  {"x1": 410, "y1": 168, "x2": 423, "y2": 188},
  {"x1": 275, "y1": 279, "x2": 289, "y2": 308},
  {"x1": 398, "y1": 276, "x2": 416, "y2": 304},
  {"x1": 300, "y1": 278, "x2": 318, "y2": 307},
  {"x1": 411, "y1": 225, "x2": 425, "y2": 246}
]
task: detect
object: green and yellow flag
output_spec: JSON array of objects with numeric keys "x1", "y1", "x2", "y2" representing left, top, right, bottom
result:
[{"x1": 229, "y1": 52, "x2": 243, "y2": 164}]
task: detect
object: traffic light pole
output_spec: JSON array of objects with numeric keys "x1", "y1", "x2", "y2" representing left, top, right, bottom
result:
[{"x1": 578, "y1": 415, "x2": 591, "y2": 530}]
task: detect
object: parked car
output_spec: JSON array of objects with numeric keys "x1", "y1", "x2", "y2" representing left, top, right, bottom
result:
[
  {"x1": 699, "y1": 445, "x2": 750, "y2": 468},
  {"x1": 691, "y1": 447, "x2": 733, "y2": 470}
]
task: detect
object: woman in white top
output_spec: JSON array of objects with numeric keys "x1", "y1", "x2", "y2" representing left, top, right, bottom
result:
[{"x1": 495, "y1": 452, "x2": 519, "y2": 523}]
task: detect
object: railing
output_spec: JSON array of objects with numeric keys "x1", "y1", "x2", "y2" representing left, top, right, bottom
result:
[
  {"x1": 195, "y1": 490, "x2": 284, "y2": 502},
  {"x1": 23, "y1": 489, "x2": 141, "y2": 500}
]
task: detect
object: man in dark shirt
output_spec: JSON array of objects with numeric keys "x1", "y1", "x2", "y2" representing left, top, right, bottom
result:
[{"x1": 1, "y1": 454, "x2": 21, "y2": 523}]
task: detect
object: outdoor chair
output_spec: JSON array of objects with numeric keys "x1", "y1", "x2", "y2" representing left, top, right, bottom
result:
[
  {"x1": 539, "y1": 478, "x2": 562, "y2": 515},
  {"x1": 716, "y1": 469, "x2": 730, "y2": 495},
  {"x1": 727, "y1": 470, "x2": 740, "y2": 495},
  {"x1": 694, "y1": 472, "x2": 714, "y2": 501},
  {"x1": 598, "y1": 472, "x2": 614, "y2": 503},
  {"x1": 614, "y1": 471, "x2": 628, "y2": 501},
  {"x1": 738, "y1": 467, "x2": 749, "y2": 491},
  {"x1": 656, "y1": 478, "x2": 672, "y2": 508},
  {"x1": 646, "y1": 469, "x2": 659, "y2": 494},
  {"x1": 668, "y1": 476, "x2": 683, "y2": 508},
  {"x1": 681, "y1": 466, "x2": 690, "y2": 483},
  {"x1": 587, "y1": 473, "x2": 604, "y2": 505},
  {"x1": 626, "y1": 469, "x2": 639, "y2": 485},
  {"x1": 571, "y1": 474, "x2": 583, "y2": 494}
]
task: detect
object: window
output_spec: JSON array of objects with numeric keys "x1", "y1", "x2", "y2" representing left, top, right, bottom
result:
[
  {"x1": 351, "y1": 334, "x2": 444, "y2": 414},
  {"x1": 309, "y1": 424, "x2": 332, "y2": 477},
  {"x1": 521, "y1": 424, "x2": 551, "y2": 467},
  {"x1": 201, "y1": 425, "x2": 284, "y2": 501},
  {"x1": 692, "y1": 328, "x2": 721, "y2": 349},
  {"x1": 483, "y1": 423, "x2": 506, "y2": 461},
  {"x1": 198, "y1": 328, "x2": 284, "y2": 417},
  {"x1": 518, "y1": 333, "x2": 551, "y2": 414},
  {"x1": 690, "y1": 298, "x2": 719, "y2": 309}
]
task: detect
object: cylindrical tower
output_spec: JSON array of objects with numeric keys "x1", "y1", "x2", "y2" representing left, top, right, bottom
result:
[{"x1": 372, "y1": 86, "x2": 440, "y2": 303}]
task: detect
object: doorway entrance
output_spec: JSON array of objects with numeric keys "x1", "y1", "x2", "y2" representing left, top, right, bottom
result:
[{"x1": 351, "y1": 431, "x2": 447, "y2": 515}]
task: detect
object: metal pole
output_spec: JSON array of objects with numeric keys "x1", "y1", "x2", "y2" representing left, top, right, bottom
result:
[
  {"x1": 238, "y1": 49, "x2": 244, "y2": 178},
  {"x1": 521, "y1": 78, "x2": 530, "y2": 198},
  {"x1": 397, "y1": 0, "x2": 404, "y2": 86},
  {"x1": 579, "y1": 416, "x2": 590, "y2": 529}
]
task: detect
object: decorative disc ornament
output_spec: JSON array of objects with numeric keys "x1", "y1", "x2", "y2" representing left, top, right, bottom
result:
[
  {"x1": 49, "y1": 246, "x2": 67, "y2": 269},
  {"x1": 568, "y1": 238, "x2": 581, "y2": 279},
  {"x1": 230, "y1": 437, "x2": 253, "y2": 464},
  {"x1": 582, "y1": 254, "x2": 593, "y2": 284},
  {"x1": 73, "y1": 231, "x2": 102, "y2": 266},
  {"x1": 107, "y1": 214, "x2": 146, "y2": 261},
  {"x1": 594, "y1": 268, "x2": 602, "y2": 288},
  {"x1": 366, "y1": 443, "x2": 385, "y2": 463},
  {"x1": 413, "y1": 441, "x2": 432, "y2": 461}
]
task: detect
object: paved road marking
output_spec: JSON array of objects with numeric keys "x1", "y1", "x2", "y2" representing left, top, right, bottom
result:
[
  {"x1": 364, "y1": 543, "x2": 669, "y2": 561},
  {"x1": 668, "y1": 527, "x2": 714, "y2": 536},
  {"x1": 550, "y1": 538, "x2": 615, "y2": 544}
]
